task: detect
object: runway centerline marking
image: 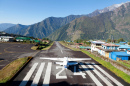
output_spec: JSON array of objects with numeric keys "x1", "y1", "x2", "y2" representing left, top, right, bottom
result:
[
  {"x1": 19, "y1": 63, "x2": 38, "y2": 86},
  {"x1": 61, "y1": 50, "x2": 63, "y2": 53},
  {"x1": 31, "y1": 62, "x2": 45, "y2": 86},
  {"x1": 56, "y1": 42, "x2": 63, "y2": 54},
  {"x1": 43, "y1": 62, "x2": 52, "y2": 86},
  {"x1": 79, "y1": 63, "x2": 103, "y2": 86},
  {"x1": 91, "y1": 62, "x2": 124, "y2": 86}
]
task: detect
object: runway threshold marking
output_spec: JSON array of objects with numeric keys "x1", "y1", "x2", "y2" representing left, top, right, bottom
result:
[
  {"x1": 19, "y1": 63, "x2": 38, "y2": 86},
  {"x1": 79, "y1": 63, "x2": 103, "y2": 86},
  {"x1": 31, "y1": 62, "x2": 45, "y2": 86},
  {"x1": 85, "y1": 63, "x2": 113, "y2": 86},
  {"x1": 43, "y1": 62, "x2": 52, "y2": 86},
  {"x1": 91, "y1": 62, "x2": 124, "y2": 86}
]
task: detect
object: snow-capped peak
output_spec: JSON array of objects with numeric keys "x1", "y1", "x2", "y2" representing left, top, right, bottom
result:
[{"x1": 99, "y1": 1, "x2": 130, "y2": 13}]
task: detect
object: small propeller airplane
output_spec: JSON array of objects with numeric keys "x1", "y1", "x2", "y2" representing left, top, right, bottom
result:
[{"x1": 40, "y1": 57, "x2": 91, "y2": 68}]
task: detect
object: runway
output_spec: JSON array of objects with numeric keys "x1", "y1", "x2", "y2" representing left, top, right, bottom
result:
[{"x1": 9, "y1": 42, "x2": 129, "y2": 86}]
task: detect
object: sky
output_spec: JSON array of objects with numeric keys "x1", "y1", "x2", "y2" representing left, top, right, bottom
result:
[{"x1": 0, "y1": 0, "x2": 129, "y2": 25}]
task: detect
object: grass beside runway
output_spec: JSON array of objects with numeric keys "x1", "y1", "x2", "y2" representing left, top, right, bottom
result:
[
  {"x1": 31, "y1": 42, "x2": 54, "y2": 50},
  {"x1": 0, "y1": 57, "x2": 32, "y2": 84},
  {"x1": 82, "y1": 50, "x2": 130, "y2": 84},
  {"x1": 59, "y1": 41, "x2": 80, "y2": 51},
  {"x1": 42, "y1": 42, "x2": 54, "y2": 50},
  {"x1": 59, "y1": 41, "x2": 130, "y2": 84}
]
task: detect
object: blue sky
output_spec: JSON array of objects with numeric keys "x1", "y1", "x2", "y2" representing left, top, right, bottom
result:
[{"x1": 0, "y1": 0, "x2": 129, "y2": 25}]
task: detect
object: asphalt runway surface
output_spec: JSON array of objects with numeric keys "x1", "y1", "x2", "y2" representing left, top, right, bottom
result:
[
  {"x1": 9, "y1": 42, "x2": 129, "y2": 86},
  {"x1": 0, "y1": 43, "x2": 36, "y2": 70}
]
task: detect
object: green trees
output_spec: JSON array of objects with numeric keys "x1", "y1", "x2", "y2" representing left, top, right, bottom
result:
[{"x1": 107, "y1": 38, "x2": 125, "y2": 43}]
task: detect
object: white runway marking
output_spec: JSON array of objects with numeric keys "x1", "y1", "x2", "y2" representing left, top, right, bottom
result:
[
  {"x1": 19, "y1": 63, "x2": 38, "y2": 86},
  {"x1": 73, "y1": 66, "x2": 86, "y2": 78},
  {"x1": 85, "y1": 63, "x2": 113, "y2": 86},
  {"x1": 79, "y1": 63, "x2": 103, "y2": 86},
  {"x1": 61, "y1": 50, "x2": 63, "y2": 53},
  {"x1": 91, "y1": 62, "x2": 124, "y2": 86},
  {"x1": 31, "y1": 63, "x2": 45, "y2": 86},
  {"x1": 56, "y1": 66, "x2": 67, "y2": 79},
  {"x1": 56, "y1": 42, "x2": 63, "y2": 54},
  {"x1": 43, "y1": 62, "x2": 52, "y2": 86}
]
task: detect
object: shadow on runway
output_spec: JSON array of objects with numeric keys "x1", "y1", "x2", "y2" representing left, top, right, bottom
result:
[
  {"x1": 0, "y1": 58, "x2": 4, "y2": 60},
  {"x1": 5, "y1": 80, "x2": 89, "y2": 86}
]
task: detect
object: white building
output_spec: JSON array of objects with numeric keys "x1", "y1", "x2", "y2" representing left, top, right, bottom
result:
[
  {"x1": 91, "y1": 41, "x2": 105, "y2": 52},
  {"x1": 0, "y1": 36, "x2": 14, "y2": 42}
]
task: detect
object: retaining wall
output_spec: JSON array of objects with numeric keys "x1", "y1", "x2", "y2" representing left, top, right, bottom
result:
[{"x1": 89, "y1": 51, "x2": 130, "y2": 75}]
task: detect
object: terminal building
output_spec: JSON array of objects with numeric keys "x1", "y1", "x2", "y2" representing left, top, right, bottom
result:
[{"x1": 0, "y1": 36, "x2": 14, "y2": 42}]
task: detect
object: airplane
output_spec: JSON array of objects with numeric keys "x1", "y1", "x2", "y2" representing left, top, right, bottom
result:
[{"x1": 40, "y1": 57, "x2": 91, "y2": 68}]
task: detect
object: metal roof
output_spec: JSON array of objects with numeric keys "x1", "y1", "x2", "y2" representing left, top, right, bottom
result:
[
  {"x1": 16, "y1": 37, "x2": 31, "y2": 40},
  {"x1": 119, "y1": 45, "x2": 130, "y2": 49},
  {"x1": 79, "y1": 46, "x2": 91, "y2": 49},
  {"x1": 91, "y1": 41, "x2": 105, "y2": 44},
  {"x1": 0, "y1": 36, "x2": 13, "y2": 38},
  {"x1": 102, "y1": 43, "x2": 119, "y2": 47},
  {"x1": 112, "y1": 52, "x2": 130, "y2": 56}
]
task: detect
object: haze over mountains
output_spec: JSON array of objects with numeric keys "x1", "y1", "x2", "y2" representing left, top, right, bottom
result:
[
  {"x1": 3, "y1": 1, "x2": 130, "y2": 41},
  {"x1": 0, "y1": 23, "x2": 15, "y2": 31}
]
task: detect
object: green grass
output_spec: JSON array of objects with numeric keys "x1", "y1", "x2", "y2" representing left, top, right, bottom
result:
[
  {"x1": 31, "y1": 46, "x2": 38, "y2": 50},
  {"x1": 42, "y1": 42, "x2": 54, "y2": 50},
  {"x1": 31, "y1": 42, "x2": 54, "y2": 50},
  {"x1": 59, "y1": 41, "x2": 80, "y2": 51},
  {"x1": 0, "y1": 57, "x2": 31, "y2": 84},
  {"x1": 118, "y1": 61, "x2": 130, "y2": 68},
  {"x1": 81, "y1": 50, "x2": 130, "y2": 84},
  {"x1": 59, "y1": 41, "x2": 130, "y2": 83}
]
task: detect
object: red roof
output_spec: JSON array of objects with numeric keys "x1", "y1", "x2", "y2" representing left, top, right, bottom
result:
[{"x1": 102, "y1": 43, "x2": 119, "y2": 47}]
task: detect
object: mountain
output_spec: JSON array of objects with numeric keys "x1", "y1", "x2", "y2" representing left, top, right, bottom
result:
[
  {"x1": 4, "y1": 24, "x2": 29, "y2": 35},
  {"x1": 4, "y1": 2, "x2": 129, "y2": 39},
  {"x1": 0, "y1": 23, "x2": 15, "y2": 31},
  {"x1": 48, "y1": 2, "x2": 130, "y2": 41},
  {"x1": 87, "y1": 2, "x2": 128, "y2": 17},
  {"x1": 19, "y1": 15, "x2": 83, "y2": 38}
]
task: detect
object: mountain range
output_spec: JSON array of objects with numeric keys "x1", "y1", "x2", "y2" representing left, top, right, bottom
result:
[
  {"x1": 49, "y1": 2, "x2": 130, "y2": 41},
  {"x1": 3, "y1": 1, "x2": 130, "y2": 41},
  {"x1": 0, "y1": 23, "x2": 15, "y2": 31}
]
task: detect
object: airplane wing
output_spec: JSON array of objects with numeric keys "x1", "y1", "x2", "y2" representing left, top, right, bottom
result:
[
  {"x1": 40, "y1": 57, "x2": 64, "y2": 61},
  {"x1": 68, "y1": 58, "x2": 91, "y2": 61},
  {"x1": 55, "y1": 62, "x2": 63, "y2": 65}
]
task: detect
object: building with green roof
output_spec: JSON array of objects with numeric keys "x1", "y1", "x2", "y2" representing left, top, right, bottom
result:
[{"x1": 16, "y1": 37, "x2": 31, "y2": 41}]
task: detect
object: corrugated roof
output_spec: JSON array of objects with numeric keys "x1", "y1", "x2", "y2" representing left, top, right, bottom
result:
[
  {"x1": 112, "y1": 52, "x2": 130, "y2": 56},
  {"x1": 0, "y1": 36, "x2": 13, "y2": 38},
  {"x1": 16, "y1": 37, "x2": 31, "y2": 40},
  {"x1": 91, "y1": 41, "x2": 105, "y2": 44},
  {"x1": 102, "y1": 43, "x2": 119, "y2": 47},
  {"x1": 79, "y1": 46, "x2": 91, "y2": 49},
  {"x1": 119, "y1": 45, "x2": 130, "y2": 49}
]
